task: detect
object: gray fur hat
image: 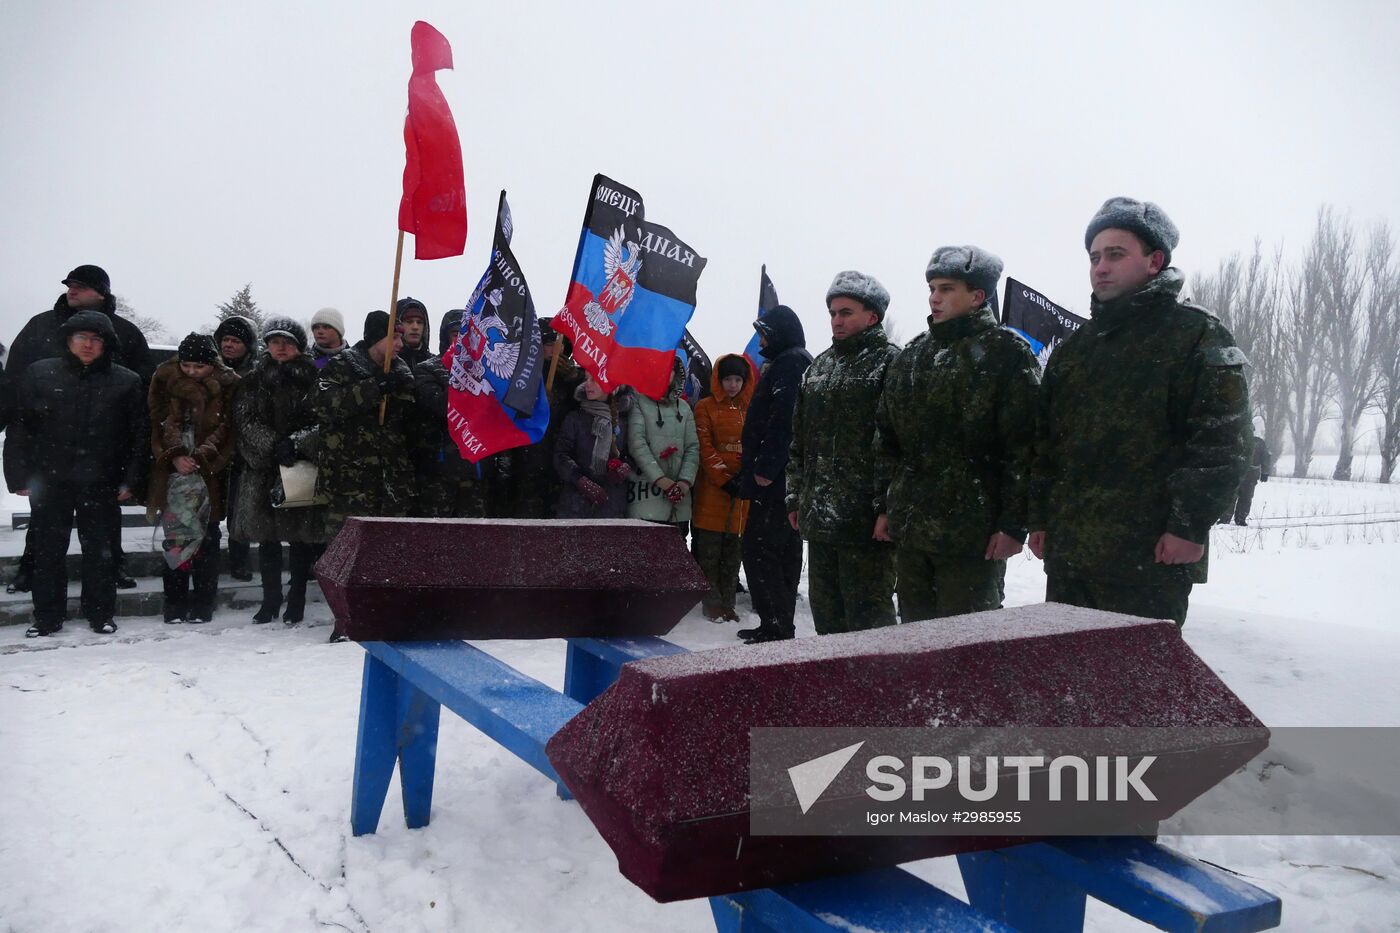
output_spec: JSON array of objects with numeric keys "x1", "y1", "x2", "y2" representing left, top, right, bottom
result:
[
  {"x1": 261, "y1": 316, "x2": 308, "y2": 352},
  {"x1": 1084, "y1": 196, "x2": 1179, "y2": 264},
  {"x1": 924, "y1": 245, "x2": 1004, "y2": 299},
  {"x1": 826, "y1": 270, "x2": 890, "y2": 319}
]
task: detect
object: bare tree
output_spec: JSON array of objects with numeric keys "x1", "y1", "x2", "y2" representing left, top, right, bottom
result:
[
  {"x1": 1316, "y1": 208, "x2": 1382, "y2": 480},
  {"x1": 1282, "y1": 223, "x2": 1335, "y2": 478},
  {"x1": 112, "y1": 294, "x2": 172, "y2": 343},
  {"x1": 1367, "y1": 225, "x2": 1400, "y2": 483},
  {"x1": 1197, "y1": 243, "x2": 1289, "y2": 473},
  {"x1": 1241, "y1": 243, "x2": 1290, "y2": 472}
]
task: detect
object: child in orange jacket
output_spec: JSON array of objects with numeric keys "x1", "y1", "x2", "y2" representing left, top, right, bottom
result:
[{"x1": 692, "y1": 354, "x2": 755, "y2": 621}]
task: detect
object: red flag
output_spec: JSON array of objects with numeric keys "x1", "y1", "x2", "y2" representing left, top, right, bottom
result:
[{"x1": 397, "y1": 21, "x2": 467, "y2": 260}]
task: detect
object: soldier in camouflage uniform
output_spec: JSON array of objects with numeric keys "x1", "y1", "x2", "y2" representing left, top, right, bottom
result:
[
  {"x1": 1225, "y1": 434, "x2": 1269, "y2": 526},
  {"x1": 874, "y1": 246, "x2": 1040, "y2": 621},
  {"x1": 786, "y1": 271, "x2": 900, "y2": 635},
  {"x1": 1028, "y1": 198, "x2": 1251, "y2": 626},
  {"x1": 411, "y1": 309, "x2": 486, "y2": 518},
  {"x1": 313, "y1": 310, "x2": 417, "y2": 537},
  {"x1": 499, "y1": 318, "x2": 584, "y2": 518}
]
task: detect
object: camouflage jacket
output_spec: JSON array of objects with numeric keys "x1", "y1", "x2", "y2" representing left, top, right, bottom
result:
[
  {"x1": 874, "y1": 306, "x2": 1040, "y2": 556},
  {"x1": 1027, "y1": 269, "x2": 1251, "y2": 585},
  {"x1": 312, "y1": 343, "x2": 416, "y2": 523},
  {"x1": 785, "y1": 323, "x2": 899, "y2": 543}
]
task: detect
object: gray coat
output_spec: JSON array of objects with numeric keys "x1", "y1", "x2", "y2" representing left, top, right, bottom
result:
[{"x1": 231, "y1": 352, "x2": 327, "y2": 543}]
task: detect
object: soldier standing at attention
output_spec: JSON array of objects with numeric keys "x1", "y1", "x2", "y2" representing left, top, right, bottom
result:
[
  {"x1": 874, "y1": 247, "x2": 1040, "y2": 620},
  {"x1": 1027, "y1": 198, "x2": 1251, "y2": 626},
  {"x1": 785, "y1": 271, "x2": 900, "y2": 635}
]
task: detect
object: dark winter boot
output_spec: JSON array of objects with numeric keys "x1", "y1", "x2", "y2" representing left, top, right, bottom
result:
[
  {"x1": 282, "y1": 584, "x2": 306, "y2": 625},
  {"x1": 162, "y1": 567, "x2": 189, "y2": 624},
  {"x1": 228, "y1": 537, "x2": 253, "y2": 581},
  {"x1": 282, "y1": 543, "x2": 311, "y2": 624},
  {"x1": 7, "y1": 569, "x2": 32, "y2": 594},
  {"x1": 743, "y1": 624, "x2": 793, "y2": 644},
  {"x1": 252, "y1": 541, "x2": 283, "y2": 624},
  {"x1": 738, "y1": 621, "x2": 777, "y2": 642}
]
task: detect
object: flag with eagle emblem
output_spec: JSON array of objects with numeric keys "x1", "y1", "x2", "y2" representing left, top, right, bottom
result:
[
  {"x1": 551, "y1": 174, "x2": 708, "y2": 399},
  {"x1": 444, "y1": 191, "x2": 549, "y2": 462}
]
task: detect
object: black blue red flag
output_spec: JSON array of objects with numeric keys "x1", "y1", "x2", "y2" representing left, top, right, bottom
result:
[
  {"x1": 743, "y1": 265, "x2": 780, "y2": 376},
  {"x1": 552, "y1": 174, "x2": 708, "y2": 399},
  {"x1": 444, "y1": 191, "x2": 550, "y2": 462},
  {"x1": 677, "y1": 329, "x2": 712, "y2": 405},
  {"x1": 1002, "y1": 277, "x2": 1087, "y2": 367}
]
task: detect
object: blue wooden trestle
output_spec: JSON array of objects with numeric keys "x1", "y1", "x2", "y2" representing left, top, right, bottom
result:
[{"x1": 352, "y1": 637, "x2": 1281, "y2": 932}]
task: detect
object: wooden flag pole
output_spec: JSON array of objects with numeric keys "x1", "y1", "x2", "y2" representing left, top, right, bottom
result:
[
  {"x1": 378, "y1": 229, "x2": 406, "y2": 425},
  {"x1": 545, "y1": 340, "x2": 562, "y2": 392}
]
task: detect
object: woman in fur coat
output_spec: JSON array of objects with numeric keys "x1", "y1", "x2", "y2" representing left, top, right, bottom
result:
[
  {"x1": 231, "y1": 318, "x2": 327, "y2": 624},
  {"x1": 147, "y1": 333, "x2": 240, "y2": 623}
]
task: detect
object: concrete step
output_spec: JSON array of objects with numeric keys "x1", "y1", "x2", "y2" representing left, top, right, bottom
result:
[
  {"x1": 1, "y1": 544, "x2": 276, "y2": 583},
  {"x1": 10, "y1": 506, "x2": 153, "y2": 530},
  {"x1": 0, "y1": 573, "x2": 324, "y2": 627}
]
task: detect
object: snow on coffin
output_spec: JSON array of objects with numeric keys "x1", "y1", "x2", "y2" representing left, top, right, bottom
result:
[
  {"x1": 546, "y1": 603, "x2": 1269, "y2": 902},
  {"x1": 315, "y1": 517, "x2": 711, "y2": 641}
]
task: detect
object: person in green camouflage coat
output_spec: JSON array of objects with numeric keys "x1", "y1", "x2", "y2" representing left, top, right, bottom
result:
[
  {"x1": 785, "y1": 271, "x2": 900, "y2": 635},
  {"x1": 874, "y1": 246, "x2": 1040, "y2": 621},
  {"x1": 1028, "y1": 198, "x2": 1251, "y2": 626},
  {"x1": 313, "y1": 310, "x2": 417, "y2": 536},
  {"x1": 410, "y1": 310, "x2": 486, "y2": 518}
]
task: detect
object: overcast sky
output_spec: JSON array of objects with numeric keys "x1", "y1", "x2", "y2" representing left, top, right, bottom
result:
[{"x1": 3, "y1": 0, "x2": 1399, "y2": 355}]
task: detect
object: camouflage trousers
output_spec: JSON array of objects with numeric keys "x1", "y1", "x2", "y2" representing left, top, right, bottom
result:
[
  {"x1": 807, "y1": 541, "x2": 897, "y2": 635},
  {"x1": 1046, "y1": 567, "x2": 1193, "y2": 628},
  {"x1": 1229, "y1": 471, "x2": 1260, "y2": 525},
  {"x1": 693, "y1": 529, "x2": 743, "y2": 613},
  {"x1": 414, "y1": 473, "x2": 486, "y2": 519},
  {"x1": 896, "y1": 550, "x2": 1005, "y2": 623}
]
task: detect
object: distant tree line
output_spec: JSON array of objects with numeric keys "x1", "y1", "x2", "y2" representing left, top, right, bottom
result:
[{"x1": 1191, "y1": 206, "x2": 1400, "y2": 484}]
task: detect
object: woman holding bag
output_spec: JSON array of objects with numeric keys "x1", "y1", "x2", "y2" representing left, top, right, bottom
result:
[
  {"x1": 147, "y1": 334, "x2": 241, "y2": 623},
  {"x1": 231, "y1": 318, "x2": 327, "y2": 624}
]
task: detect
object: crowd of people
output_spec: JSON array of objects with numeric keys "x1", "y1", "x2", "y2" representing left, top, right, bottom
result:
[{"x1": 0, "y1": 196, "x2": 1255, "y2": 643}]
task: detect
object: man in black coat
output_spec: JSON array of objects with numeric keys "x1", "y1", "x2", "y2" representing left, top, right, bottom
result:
[
  {"x1": 3, "y1": 265, "x2": 151, "y2": 594},
  {"x1": 4, "y1": 311, "x2": 148, "y2": 636},
  {"x1": 736, "y1": 304, "x2": 812, "y2": 643}
]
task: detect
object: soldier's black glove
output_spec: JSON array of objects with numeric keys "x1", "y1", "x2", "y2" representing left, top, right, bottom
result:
[
  {"x1": 273, "y1": 437, "x2": 298, "y2": 467},
  {"x1": 388, "y1": 368, "x2": 416, "y2": 393},
  {"x1": 373, "y1": 372, "x2": 392, "y2": 396}
]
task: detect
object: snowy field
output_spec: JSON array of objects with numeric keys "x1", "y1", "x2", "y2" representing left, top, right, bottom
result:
[{"x1": 2, "y1": 470, "x2": 1399, "y2": 932}]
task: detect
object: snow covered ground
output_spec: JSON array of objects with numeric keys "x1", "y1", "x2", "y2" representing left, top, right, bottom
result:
[{"x1": 2, "y1": 473, "x2": 1398, "y2": 932}]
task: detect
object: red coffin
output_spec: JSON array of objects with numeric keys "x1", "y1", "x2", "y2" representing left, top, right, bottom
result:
[
  {"x1": 315, "y1": 517, "x2": 710, "y2": 641},
  {"x1": 546, "y1": 603, "x2": 1268, "y2": 902}
]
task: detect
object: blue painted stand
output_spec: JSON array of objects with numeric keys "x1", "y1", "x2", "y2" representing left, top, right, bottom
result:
[{"x1": 351, "y1": 637, "x2": 1281, "y2": 932}]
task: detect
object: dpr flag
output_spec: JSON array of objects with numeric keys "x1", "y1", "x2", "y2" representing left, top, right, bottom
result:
[
  {"x1": 444, "y1": 191, "x2": 548, "y2": 462},
  {"x1": 552, "y1": 174, "x2": 708, "y2": 399},
  {"x1": 1002, "y1": 277, "x2": 1087, "y2": 367},
  {"x1": 743, "y1": 265, "x2": 780, "y2": 376},
  {"x1": 677, "y1": 329, "x2": 712, "y2": 405},
  {"x1": 397, "y1": 21, "x2": 467, "y2": 260}
]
